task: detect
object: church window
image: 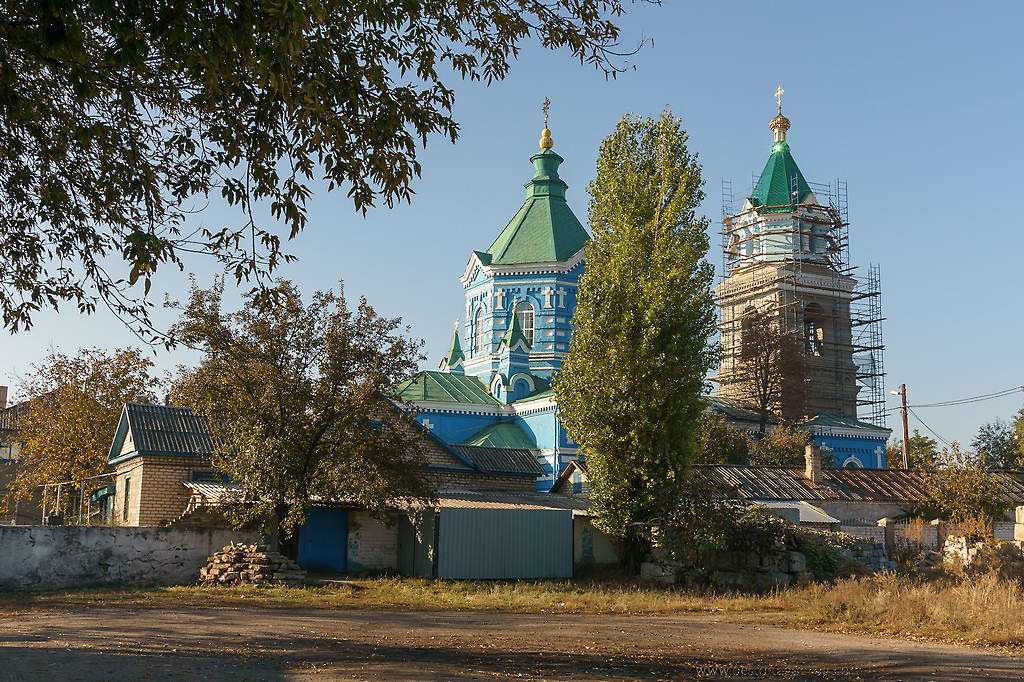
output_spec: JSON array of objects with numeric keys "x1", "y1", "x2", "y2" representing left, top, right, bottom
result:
[
  {"x1": 515, "y1": 301, "x2": 534, "y2": 346},
  {"x1": 804, "y1": 304, "x2": 824, "y2": 356},
  {"x1": 473, "y1": 308, "x2": 484, "y2": 355}
]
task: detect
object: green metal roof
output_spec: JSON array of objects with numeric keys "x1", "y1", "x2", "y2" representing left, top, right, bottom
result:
[
  {"x1": 442, "y1": 327, "x2": 465, "y2": 368},
  {"x1": 511, "y1": 388, "x2": 555, "y2": 404},
  {"x1": 395, "y1": 371, "x2": 499, "y2": 405},
  {"x1": 483, "y1": 149, "x2": 589, "y2": 265},
  {"x1": 460, "y1": 422, "x2": 538, "y2": 449},
  {"x1": 500, "y1": 311, "x2": 531, "y2": 349},
  {"x1": 800, "y1": 414, "x2": 890, "y2": 433},
  {"x1": 749, "y1": 141, "x2": 812, "y2": 211},
  {"x1": 706, "y1": 396, "x2": 771, "y2": 424}
]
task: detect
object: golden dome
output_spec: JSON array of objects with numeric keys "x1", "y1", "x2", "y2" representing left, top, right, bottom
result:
[
  {"x1": 539, "y1": 127, "x2": 554, "y2": 150},
  {"x1": 770, "y1": 112, "x2": 790, "y2": 142},
  {"x1": 770, "y1": 112, "x2": 790, "y2": 132}
]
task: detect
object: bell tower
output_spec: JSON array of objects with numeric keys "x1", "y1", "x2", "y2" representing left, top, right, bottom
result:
[{"x1": 715, "y1": 93, "x2": 862, "y2": 419}]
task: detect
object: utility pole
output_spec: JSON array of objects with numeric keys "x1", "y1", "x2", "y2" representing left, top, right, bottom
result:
[{"x1": 896, "y1": 384, "x2": 909, "y2": 468}]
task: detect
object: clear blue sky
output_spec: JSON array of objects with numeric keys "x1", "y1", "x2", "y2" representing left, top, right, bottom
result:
[{"x1": 3, "y1": 1, "x2": 1023, "y2": 447}]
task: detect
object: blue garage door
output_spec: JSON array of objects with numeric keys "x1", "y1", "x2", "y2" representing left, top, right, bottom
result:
[
  {"x1": 297, "y1": 508, "x2": 348, "y2": 573},
  {"x1": 437, "y1": 508, "x2": 572, "y2": 579}
]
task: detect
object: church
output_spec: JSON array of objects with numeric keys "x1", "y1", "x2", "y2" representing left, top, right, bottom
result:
[{"x1": 397, "y1": 95, "x2": 890, "y2": 492}]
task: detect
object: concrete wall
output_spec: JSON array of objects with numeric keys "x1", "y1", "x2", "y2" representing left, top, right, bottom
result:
[
  {"x1": 346, "y1": 511, "x2": 398, "y2": 572},
  {"x1": 0, "y1": 525, "x2": 257, "y2": 591},
  {"x1": 840, "y1": 524, "x2": 886, "y2": 545},
  {"x1": 573, "y1": 517, "x2": 618, "y2": 566},
  {"x1": 817, "y1": 501, "x2": 908, "y2": 524}
]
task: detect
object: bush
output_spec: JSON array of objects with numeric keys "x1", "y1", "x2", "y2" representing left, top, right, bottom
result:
[{"x1": 659, "y1": 482, "x2": 860, "y2": 583}]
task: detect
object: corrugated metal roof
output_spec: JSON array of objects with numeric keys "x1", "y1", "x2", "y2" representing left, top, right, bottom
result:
[
  {"x1": 705, "y1": 396, "x2": 768, "y2": 424},
  {"x1": 125, "y1": 403, "x2": 217, "y2": 457},
  {"x1": 437, "y1": 489, "x2": 589, "y2": 512},
  {"x1": 183, "y1": 481, "x2": 240, "y2": 502},
  {"x1": 449, "y1": 445, "x2": 543, "y2": 475},
  {"x1": 0, "y1": 401, "x2": 28, "y2": 433},
  {"x1": 695, "y1": 465, "x2": 1024, "y2": 506},
  {"x1": 395, "y1": 371, "x2": 500, "y2": 405}
]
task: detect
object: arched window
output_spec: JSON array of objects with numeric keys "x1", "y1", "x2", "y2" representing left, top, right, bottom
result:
[
  {"x1": 804, "y1": 303, "x2": 824, "y2": 356},
  {"x1": 843, "y1": 458, "x2": 862, "y2": 469},
  {"x1": 515, "y1": 301, "x2": 534, "y2": 346},
  {"x1": 473, "y1": 308, "x2": 484, "y2": 354}
]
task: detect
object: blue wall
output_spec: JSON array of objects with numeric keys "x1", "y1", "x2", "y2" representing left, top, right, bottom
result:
[{"x1": 812, "y1": 433, "x2": 887, "y2": 468}]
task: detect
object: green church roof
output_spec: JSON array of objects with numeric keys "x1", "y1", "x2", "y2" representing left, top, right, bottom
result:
[
  {"x1": 460, "y1": 422, "x2": 538, "y2": 449},
  {"x1": 483, "y1": 148, "x2": 589, "y2": 265},
  {"x1": 749, "y1": 140, "x2": 813, "y2": 211},
  {"x1": 442, "y1": 327, "x2": 465, "y2": 368},
  {"x1": 500, "y1": 310, "x2": 531, "y2": 350},
  {"x1": 395, "y1": 371, "x2": 498, "y2": 405}
]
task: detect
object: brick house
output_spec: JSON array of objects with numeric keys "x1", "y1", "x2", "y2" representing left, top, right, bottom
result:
[
  {"x1": 108, "y1": 403, "x2": 221, "y2": 526},
  {"x1": 107, "y1": 402, "x2": 580, "y2": 577}
]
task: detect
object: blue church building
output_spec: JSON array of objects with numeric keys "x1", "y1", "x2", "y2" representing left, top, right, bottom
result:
[{"x1": 397, "y1": 114, "x2": 889, "y2": 491}]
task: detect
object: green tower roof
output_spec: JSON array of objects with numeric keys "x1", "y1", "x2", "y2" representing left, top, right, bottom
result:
[
  {"x1": 483, "y1": 148, "x2": 589, "y2": 265},
  {"x1": 749, "y1": 140, "x2": 813, "y2": 211},
  {"x1": 500, "y1": 310, "x2": 531, "y2": 350},
  {"x1": 441, "y1": 326, "x2": 464, "y2": 368}
]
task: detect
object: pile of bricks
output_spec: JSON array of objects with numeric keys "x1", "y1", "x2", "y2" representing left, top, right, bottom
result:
[{"x1": 198, "y1": 542, "x2": 306, "y2": 586}]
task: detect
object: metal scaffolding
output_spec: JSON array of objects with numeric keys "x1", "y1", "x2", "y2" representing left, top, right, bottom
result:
[{"x1": 716, "y1": 176, "x2": 886, "y2": 427}]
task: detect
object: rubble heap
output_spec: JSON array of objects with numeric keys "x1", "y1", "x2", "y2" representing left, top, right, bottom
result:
[{"x1": 198, "y1": 542, "x2": 307, "y2": 586}]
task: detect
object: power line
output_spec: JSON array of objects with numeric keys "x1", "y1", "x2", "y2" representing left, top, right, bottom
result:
[
  {"x1": 907, "y1": 406, "x2": 952, "y2": 447},
  {"x1": 910, "y1": 385, "x2": 1024, "y2": 408},
  {"x1": 876, "y1": 383, "x2": 1024, "y2": 416}
]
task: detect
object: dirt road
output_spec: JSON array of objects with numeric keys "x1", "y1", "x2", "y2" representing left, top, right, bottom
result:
[{"x1": 2, "y1": 607, "x2": 1022, "y2": 680}]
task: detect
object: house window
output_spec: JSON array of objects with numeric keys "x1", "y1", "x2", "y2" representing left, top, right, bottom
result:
[
  {"x1": 515, "y1": 301, "x2": 534, "y2": 346},
  {"x1": 473, "y1": 308, "x2": 484, "y2": 354},
  {"x1": 122, "y1": 476, "x2": 131, "y2": 521}
]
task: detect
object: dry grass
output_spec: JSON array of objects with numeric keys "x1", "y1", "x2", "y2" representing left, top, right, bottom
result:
[
  {"x1": 782, "y1": 570, "x2": 1024, "y2": 649},
  {"x1": 5, "y1": 570, "x2": 1024, "y2": 650},
  {"x1": 0, "y1": 575, "x2": 786, "y2": 617}
]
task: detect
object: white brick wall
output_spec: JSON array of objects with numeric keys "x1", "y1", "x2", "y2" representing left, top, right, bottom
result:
[{"x1": 346, "y1": 511, "x2": 398, "y2": 572}]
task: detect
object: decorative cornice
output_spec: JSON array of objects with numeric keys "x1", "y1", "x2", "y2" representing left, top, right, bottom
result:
[{"x1": 460, "y1": 249, "x2": 585, "y2": 288}]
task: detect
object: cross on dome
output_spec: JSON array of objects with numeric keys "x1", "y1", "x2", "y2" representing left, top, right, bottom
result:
[{"x1": 774, "y1": 85, "x2": 784, "y2": 113}]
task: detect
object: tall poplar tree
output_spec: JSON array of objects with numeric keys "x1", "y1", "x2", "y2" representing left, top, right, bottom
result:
[{"x1": 553, "y1": 112, "x2": 717, "y2": 553}]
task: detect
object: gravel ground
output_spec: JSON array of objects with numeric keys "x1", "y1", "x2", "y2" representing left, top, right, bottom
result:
[{"x1": 2, "y1": 606, "x2": 1024, "y2": 681}]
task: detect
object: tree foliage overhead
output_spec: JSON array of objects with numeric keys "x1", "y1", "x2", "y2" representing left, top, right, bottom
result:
[
  {"x1": 0, "y1": 0, "x2": 640, "y2": 337},
  {"x1": 8, "y1": 347, "x2": 158, "y2": 515},
  {"x1": 169, "y1": 279, "x2": 432, "y2": 536},
  {"x1": 553, "y1": 111, "x2": 718, "y2": 544}
]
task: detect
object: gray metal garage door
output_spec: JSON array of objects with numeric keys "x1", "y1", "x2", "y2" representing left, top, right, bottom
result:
[{"x1": 437, "y1": 508, "x2": 572, "y2": 579}]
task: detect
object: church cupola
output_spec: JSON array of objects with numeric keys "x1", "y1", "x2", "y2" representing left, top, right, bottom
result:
[
  {"x1": 750, "y1": 86, "x2": 814, "y2": 210},
  {"x1": 458, "y1": 100, "x2": 589, "y2": 390}
]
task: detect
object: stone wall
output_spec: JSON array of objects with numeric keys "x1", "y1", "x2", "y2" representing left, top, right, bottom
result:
[{"x1": 0, "y1": 525, "x2": 258, "y2": 591}]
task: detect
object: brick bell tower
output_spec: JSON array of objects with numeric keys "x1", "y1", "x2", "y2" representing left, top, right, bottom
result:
[{"x1": 715, "y1": 91, "x2": 860, "y2": 420}]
